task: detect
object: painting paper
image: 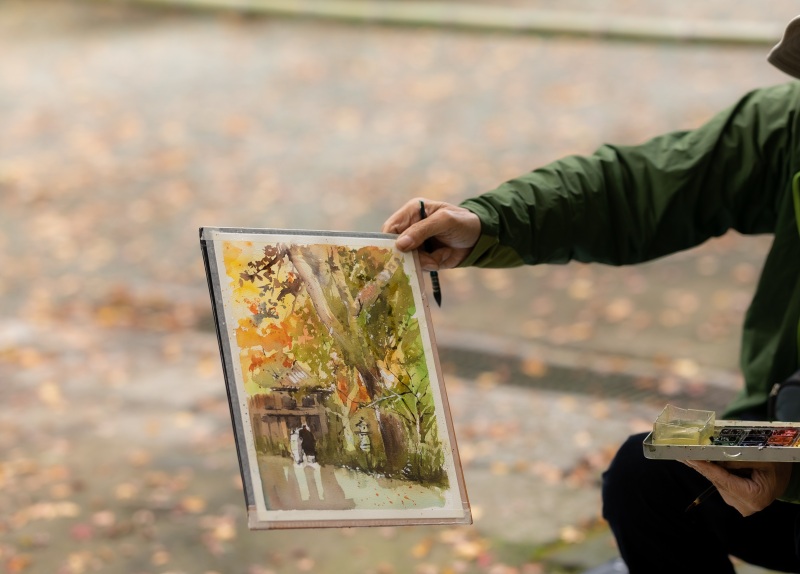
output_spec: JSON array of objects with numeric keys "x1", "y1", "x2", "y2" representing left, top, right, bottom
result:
[{"x1": 200, "y1": 227, "x2": 471, "y2": 529}]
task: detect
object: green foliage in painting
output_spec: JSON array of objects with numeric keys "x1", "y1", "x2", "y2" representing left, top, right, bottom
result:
[{"x1": 229, "y1": 241, "x2": 448, "y2": 487}]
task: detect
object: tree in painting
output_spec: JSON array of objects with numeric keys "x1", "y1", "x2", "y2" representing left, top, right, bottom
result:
[{"x1": 223, "y1": 240, "x2": 447, "y2": 486}]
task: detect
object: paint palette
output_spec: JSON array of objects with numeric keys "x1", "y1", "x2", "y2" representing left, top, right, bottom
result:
[
  {"x1": 643, "y1": 419, "x2": 800, "y2": 462},
  {"x1": 651, "y1": 405, "x2": 715, "y2": 446}
]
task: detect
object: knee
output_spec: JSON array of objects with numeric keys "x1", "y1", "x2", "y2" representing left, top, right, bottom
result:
[{"x1": 602, "y1": 433, "x2": 649, "y2": 520}]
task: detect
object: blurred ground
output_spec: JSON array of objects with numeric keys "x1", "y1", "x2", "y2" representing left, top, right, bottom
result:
[{"x1": 1, "y1": 0, "x2": 797, "y2": 573}]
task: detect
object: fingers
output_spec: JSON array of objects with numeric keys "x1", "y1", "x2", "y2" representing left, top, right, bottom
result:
[
  {"x1": 382, "y1": 199, "x2": 429, "y2": 253},
  {"x1": 684, "y1": 460, "x2": 789, "y2": 516},
  {"x1": 684, "y1": 461, "x2": 753, "y2": 515},
  {"x1": 381, "y1": 197, "x2": 439, "y2": 236},
  {"x1": 416, "y1": 247, "x2": 454, "y2": 272},
  {"x1": 683, "y1": 460, "x2": 723, "y2": 483},
  {"x1": 397, "y1": 218, "x2": 442, "y2": 253},
  {"x1": 382, "y1": 198, "x2": 481, "y2": 269},
  {"x1": 380, "y1": 198, "x2": 413, "y2": 234},
  {"x1": 685, "y1": 460, "x2": 748, "y2": 489},
  {"x1": 436, "y1": 247, "x2": 458, "y2": 268}
]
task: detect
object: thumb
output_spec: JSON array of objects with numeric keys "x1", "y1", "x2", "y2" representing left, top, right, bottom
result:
[{"x1": 395, "y1": 220, "x2": 435, "y2": 252}]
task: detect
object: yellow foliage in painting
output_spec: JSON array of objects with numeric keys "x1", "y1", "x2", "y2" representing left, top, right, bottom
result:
[
  {"x1": 235, "y1": 318, "x2": 292, "y2": 353},
  {"x1": 223, "y1": 241, "x2": 260, "y2": 300},
  {"x1": 222, "y1": 241, "x2": 248, "y2": 280},
  {"x1": 239, "y1": 352, "x2": 253, "y2": 386},
  {"x1": 235, "y1": 317, "x2": 264, "y2": 349}
]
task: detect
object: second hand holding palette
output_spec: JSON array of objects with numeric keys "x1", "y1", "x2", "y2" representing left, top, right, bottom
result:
[{"x1": 643, "y1": 404, "x2": 800, "y2": 462}]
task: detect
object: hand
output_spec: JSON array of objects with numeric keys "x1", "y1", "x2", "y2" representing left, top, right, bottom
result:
[
  {"x1": 684, "y1": 460, "x2": 791, "y2": 516},
  {"x1": 381, "y1": 198, "x2": 481, "y2": 271}
]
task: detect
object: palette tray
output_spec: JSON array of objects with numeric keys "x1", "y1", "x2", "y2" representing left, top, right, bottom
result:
[{"x1": 643, "y1": 420, "x2": 800, "y2": 462}]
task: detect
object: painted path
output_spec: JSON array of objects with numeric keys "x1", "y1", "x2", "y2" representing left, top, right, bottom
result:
[{"x1": 258, "y1": 455, "x2": 448, "y2": 512}]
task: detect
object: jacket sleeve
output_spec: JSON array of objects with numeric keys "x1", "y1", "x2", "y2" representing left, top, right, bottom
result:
[{"x1": 459, "y1": 83, "x2": 800, "y2": 268}]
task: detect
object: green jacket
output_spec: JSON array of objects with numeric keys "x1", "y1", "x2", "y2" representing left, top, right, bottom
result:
[{"x1": 459, "y1": 82, "x2": 800, "y2": 501}]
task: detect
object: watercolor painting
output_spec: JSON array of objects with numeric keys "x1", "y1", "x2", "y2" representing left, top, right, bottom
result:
[{"x1": 200, "y1": 228, "x2": 471, "y2": 528}]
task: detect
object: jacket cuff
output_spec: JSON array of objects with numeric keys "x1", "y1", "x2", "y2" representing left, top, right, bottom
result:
[
  {"x1": 458, "y1": 232, "x2": 500, "y2": 267},
  {"x1": 457, "y1": 199, "x2": 525, "y2": 268}
]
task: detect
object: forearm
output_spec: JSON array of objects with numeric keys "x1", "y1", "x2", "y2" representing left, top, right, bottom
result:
[{"x1": 460, "y1": 84, "x2": 798, "y2": 268}]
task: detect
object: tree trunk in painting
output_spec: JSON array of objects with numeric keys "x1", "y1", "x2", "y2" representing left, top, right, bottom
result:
[
  {"x1": 285, "y1": 244, "x2": 402, "y2": 460},
  {"x1": 380, "y1": 412, "x2": 409, "y2": 474}
]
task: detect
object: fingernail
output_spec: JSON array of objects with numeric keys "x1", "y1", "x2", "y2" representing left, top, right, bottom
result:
[{"x1": 396, "y1": 235, "x2": 413, "y2": 250}]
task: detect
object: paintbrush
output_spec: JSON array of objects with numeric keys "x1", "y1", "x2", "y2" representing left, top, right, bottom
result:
[
  {"x1": 418, "y1": 200, "x2": 442, "y2": 307},
  {"x1": 685, "y1": 484, "x2": 718, "y2": 512},
  {"x1": 685, "y1": 468, "x2": 752, "y2": 512}
]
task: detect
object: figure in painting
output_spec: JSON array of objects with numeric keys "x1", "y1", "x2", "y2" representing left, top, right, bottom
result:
[
  {"x1": 355, "y1": 418, "x2": 371, "y2": 453},
  {"x1": 290, "y1": 427, "x2": 304, "y2": 465},
  {"x1": 299, "y1": 424, "x2": 317, "y2": 464}
]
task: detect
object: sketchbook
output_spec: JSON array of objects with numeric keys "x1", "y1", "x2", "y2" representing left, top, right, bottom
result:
[{"x1": 199, "y1": 227, "x2": 471, "y2": 529}]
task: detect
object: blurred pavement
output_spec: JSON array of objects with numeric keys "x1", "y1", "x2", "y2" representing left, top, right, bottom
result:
[{"x1": 1, "y1": 1, "x2": 798, "y2": 572}]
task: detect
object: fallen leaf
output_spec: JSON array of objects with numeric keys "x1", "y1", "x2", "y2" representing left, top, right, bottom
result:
[
  {"x1": 180, "y1": 496, "x2": 207, "y2": 513},
  {"x1": 151, "y1": 549, "x2": 170, "y2": 566},
  {"x1": 411, "y1": 538, "x2": 432, "y2": 559},
  {"x1": 70, "y1": 523, "x2": 94, "y2": 542},
  {"x1": 520, "y1": 358, "x2": 548, "y2": 378},
  {"x1": 559, "y1": 525, "x2": 585, "y2": 544},
  {"x1": 5, "y1": 555, "x2": 33, "y2": 573}
]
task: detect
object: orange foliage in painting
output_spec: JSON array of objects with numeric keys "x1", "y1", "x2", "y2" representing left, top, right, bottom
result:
[
  {"x1": 236, "y1": 317, "x2": 296, "y2": 378},
  {"x1": 236, "y1": 318, "x2": 292, "y2": 354},
  {"x1": 260, "y1": 325, "x2": 292, "y2": 354},
  {"x1": 235, "y1": 318, "x2": 263, "y2": 349},
  {"x1": 336, "y1": 372, "x2": 370, "y2": 415},
  {"x1": 247, "y1": 349, "x2": 267, "y2": 373}
]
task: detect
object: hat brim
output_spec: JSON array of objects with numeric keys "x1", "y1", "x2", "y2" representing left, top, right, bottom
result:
[{"x1": 768, "y1": 16, "x2": 800, "y2": 79}]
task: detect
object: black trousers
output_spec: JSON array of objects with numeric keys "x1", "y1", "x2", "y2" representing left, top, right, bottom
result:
[{"x1": 602, "y1": 433, "x2": 800, "y2": 574}]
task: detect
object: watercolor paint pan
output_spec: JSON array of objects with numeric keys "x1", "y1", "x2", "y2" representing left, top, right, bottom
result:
[{"x1": 643, "y1": 420, "x2": 800, "y2": 462}]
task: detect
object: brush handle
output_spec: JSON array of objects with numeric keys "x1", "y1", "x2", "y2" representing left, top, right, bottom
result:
[{"x1": 418, "y1": 200, "x2": 442, "y2": 307}]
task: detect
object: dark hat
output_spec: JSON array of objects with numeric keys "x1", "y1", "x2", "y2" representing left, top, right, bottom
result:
[{"x1": 768, "y1": 16, "x2": 800, "y2": 79}]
